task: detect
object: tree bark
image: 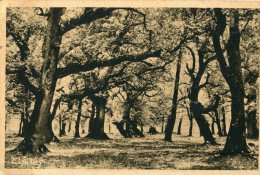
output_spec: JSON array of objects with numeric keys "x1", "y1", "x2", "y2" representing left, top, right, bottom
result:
[
  {"x1": 213, "y1": 9, "x2": 251, "y2": 154},
  {"x1": 190, "y1": 100, "x2": 218, "y2": 145},
  {"x1": 15, "y1": 8, "x2": 64, "y2": 154},
  {"x1": 214, "y1": 109, "x2": 223, "y2": 136},
  {"x1": 86, "y1": 96, "x2": 109, "y2": 139},
  {"x1": 74, "y1": 99, "x2": 82, "y2": 138},
  {"x1": 164, "y1": 57, "x2": 181, "y2": 142}
]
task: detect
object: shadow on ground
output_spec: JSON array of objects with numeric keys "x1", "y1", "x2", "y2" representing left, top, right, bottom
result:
[{"x1": 5, "y1": 133, "x2": 259, "y2": 169}]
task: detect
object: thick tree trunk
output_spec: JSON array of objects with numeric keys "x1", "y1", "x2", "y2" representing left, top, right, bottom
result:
[
  {"x1": 177, "y1": 118, "x2": 182, "y2": 135},
  {"x1": 190, "y1": 101, "x2": 218, "y2": 145},
  {"x1": 213, "y1": 10, "x2": 251, "y2": 154},
  {"x1": 164, "y1": 57, "x2": 181, "y2": 142},
  {"x1": 194, "y1": 114, "x2": 217, "y2": 145},
  {"x1": 86, "y1": 97, "x2": 109, "y2": 139},
  {"x1": 74, "y1": 99, "x2": 82, "y2": 138},
  {"x1": 221, "y1": 107, "x2": 227, "y2": 136},
  {"x1": 15, "y1": 8, "x2": 63, "y2": 155},
  {"x1": 222, "y1": 86, "x2": 250, "y2": 154}
]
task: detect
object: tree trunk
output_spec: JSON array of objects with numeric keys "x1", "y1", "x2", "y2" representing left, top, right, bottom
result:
[
  {"x1": 177, "y1": 118, "x2": 182, "y2": 135},
  {"x1": 222, "y1": 86, "x2": 249, "y2": 153},
  {"x1": 74, "y1": 99, "x2": 82, "y2": 138},
  {"x1": 164, "y1": 57, "x2": 181, "y2": 142},
  {"x1": 189, "y1": 118, "x2": 193, "y2": 136},
  {"x1": 19, "y1": 100, "x2": 30, "y2": 137},
  {"x1": 221, "y1": 107, "x2": 227, "y2": 136},
  {"x1": 59, "y1": 115, "x2": 62, "y2": 137},
  {"x1": 186, "y1": 107, "x2": 193, "y2": 136},
  {"x1": 68, "y1": 120, "x2": 71, "y2": 133},
  {"x1": 117, "y1": 100, "x2": 144, "y2": 138},
  {"x1": 246, "y1": 110, "x2": 258, "y2": 139},
  {"x1": 122, "y1": 102, "x2": 132, "y2": 137},
  {"x1": 213, "y1": 9, "x2": 251, "y2": 154},
  {"x1": 194, "y1": 114, "x2": 217, "y2": 145},
  {"x1": 18, "y1": 112, "x2": 24, "y2": 136},
  {"x1": 88, "y1": 102, "x2": 95, "y2": 133},
  {"x1": 86, "y1": 97, "x2": 109, "y2": 139},
  {"x1": 214, "y1": 109, "x2": 223, "y2": 136},
  {"x1": 161, "y1": 115, "x2": 164, "y2": 133},
  {"x1": 15, "y1": 8, "x2": 64, "y2": 155},
  {"x1": 190, "y1": 100, "x2": 217, "y2": 145},
  {"x1": 211, "y1": 120, "x2": 215, "y2": 135}
]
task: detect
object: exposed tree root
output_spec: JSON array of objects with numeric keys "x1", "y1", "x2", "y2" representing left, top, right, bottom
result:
[
  {"x1": 85, "y1": 132, "x2": 110, "y2": 140},
  {"x1": 11, "y1": 139, "x2": 50, "y2": 155},
  {"x1": 220, "y1": 145, "x2": 253, "y2": 156}
]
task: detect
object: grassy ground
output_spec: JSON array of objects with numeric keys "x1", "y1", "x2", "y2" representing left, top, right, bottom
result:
[{"x1": 5, "y1": 132, "x2": 258, "y2": 169}]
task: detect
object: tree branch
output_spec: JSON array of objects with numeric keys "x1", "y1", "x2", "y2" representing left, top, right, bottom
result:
[
  {"x1": 56, "y1": 50, "x2": 161, "y2": 79},
  {"x1": 61, "y1": 8, "x2": 117, "y2": 35}
]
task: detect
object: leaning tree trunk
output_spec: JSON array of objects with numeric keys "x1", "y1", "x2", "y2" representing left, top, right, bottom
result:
[
  {"x1": 74, "y1": 99, "x2": 83, "y2": 138},
  {"x1": 86, "y1": 97, "x2": 109, "y2": 139},
  {"x1": 193, "y1": 113, "x2": 217, "y2": 145},
  {"x1": 190, "y1": 100, "x2": 218, "y2": 145},
  {"x1": 164, "y1": 57, "x2": 181, "y2": 142},
  {"x1": 213, "y1": 9, "x2": 250, "y2": 154},
  {"x1": 15, "y1": 8, "x2": 64, "y2": 155}
]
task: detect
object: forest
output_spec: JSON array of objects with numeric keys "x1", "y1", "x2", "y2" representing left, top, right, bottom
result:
[{"x1": 5, "y1": 7, "x2": 259, "y2": 169}]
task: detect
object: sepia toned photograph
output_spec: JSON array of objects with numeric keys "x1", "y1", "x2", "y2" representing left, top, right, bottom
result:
[{"x1": 2, "y1": 1, "x2": 260, "y2": 172}]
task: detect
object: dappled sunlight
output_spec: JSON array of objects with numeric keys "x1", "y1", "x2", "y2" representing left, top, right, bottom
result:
[{"x1": 5, "y1": 133, "x2": 258, "y2": 169}]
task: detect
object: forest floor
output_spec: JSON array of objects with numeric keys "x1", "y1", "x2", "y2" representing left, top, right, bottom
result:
[{"x1": 5, "y1": 132, "x2": 259, "y2": 169}]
